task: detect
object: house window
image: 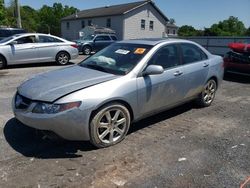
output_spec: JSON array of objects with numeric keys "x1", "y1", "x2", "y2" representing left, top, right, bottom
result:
[
  {"x1": 88, "y1": 20, "x2": 92, "y2": 26},
  {"x1": 173, "y1": 30, "x2": 176, "y2": 35},
  {"x1": 66, "y1": 22, "x2": 70, "y2": 29},
  {"x1": 167, "y1": 29, "x2": 170, "y2": 34},
  {"x1": 141, "y1": 19, "x2": 145, "y2": 30},
  {"x1": 106, "y1": 18, "x2": 111, "y2": 28},
  {"x1": 81, "y1": 20, "x2": 85, "y2": 28},
  {"x1": 149, "y1": 21, "x2": 154, "y2": 30}
]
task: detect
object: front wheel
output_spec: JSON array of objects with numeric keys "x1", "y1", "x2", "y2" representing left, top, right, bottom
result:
[
  {"x1": 56, "y1": 52, "x2": 70, "y2": 65},
  {"x1": 90, "y1": 103, "x2": 131, "y2": 148},
  {"x1": 196, "y1": 79, "x2": 217, "y2": 107},
  {"x1": 82, "y1": 46, "x2": 91, "y2": 55},
  {"x1": 0, "y1": 56, "x2": 6, "y2": 69}
]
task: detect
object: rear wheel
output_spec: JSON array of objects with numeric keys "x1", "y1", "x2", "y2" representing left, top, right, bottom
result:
[
  {"x1": 0, "y1": 55, "x2": 6, "y2": 69},
  {"x1": 90, "y1": 103, "x2": 131, "y2": 148},
  {"x1": 196, "y1": 79, "x2": 217, "y2": 107},
  {"x1": 83, "y1": 46, "x2": 91, "y2": 55},
  {"x1": 56, "y1": 52, "x2": 70, "y2": 65}
]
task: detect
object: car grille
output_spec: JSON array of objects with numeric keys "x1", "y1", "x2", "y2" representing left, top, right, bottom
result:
[{"x1": 15, "y1": 93, "x2": 32, "y2": 110}]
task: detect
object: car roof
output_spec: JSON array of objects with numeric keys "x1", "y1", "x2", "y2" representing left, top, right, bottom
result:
[{"x1": 117, "y1": 38, "x2": 192, "y2": 46}]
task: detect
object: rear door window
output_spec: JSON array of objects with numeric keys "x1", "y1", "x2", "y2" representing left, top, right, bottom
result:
[
  {"x1": 95, "y1": 36, "x2": 111, "y2": 41},
  {"x1": 180, "y1": 43, "x2": 208, "y2": 64},
  {"x1": 38, "y1": 35, "x2": 63, "y2": 43}
]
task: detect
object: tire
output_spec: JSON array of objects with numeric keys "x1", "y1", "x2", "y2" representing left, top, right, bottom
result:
[
  {"x1": 196, "y1": 79, "x2": 217, "y2": 107},
  {"x1": 82, "y1": 45, "x2": 91, "y2": 55},
  {"x1": 56, "y1": 52, "x2": 70, "y2": 65},
  {"x1": 89, "y1": 103, "x2": 131, "y2": 148},
  {"x1": 0, "y1": 55, "x2": 6, "y2": 69}
]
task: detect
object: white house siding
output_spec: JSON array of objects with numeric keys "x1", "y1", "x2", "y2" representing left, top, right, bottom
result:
[
  {"x1": 61, "y1": 16, "x2": 124, "y2": 40},
  {"x1": 123, "y1": 4, "x2": 167, "y2": 40},
  {"x1": 61, "y1": 20, "x2": 82, "y2": 40}
]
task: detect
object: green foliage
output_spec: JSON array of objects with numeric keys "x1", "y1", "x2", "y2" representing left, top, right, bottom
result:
[
  {"x1": 0, "y1": 0, "x2": 8, "y2": 26},
  {"x1": 245, "y1": 27, "x2": 250, "y2": 36},
  {"x1": 169, "y1": 18, "x2": 175, "y2": 24},
  {"x1": 2, "y1": 2, "x2": 77, "y2": 36},
  {"x1": 38, "y1": 3, "x2": 78, "y2": 36},
  {"x1": 178, "y1": 25, "x2": 198, "y2": 36},
  {"x1": 21, "y1": 6, "x2": 39, "y2": 32},
  {"x1": 179, "y1": 16, "x2": 248, "y2": 37},
  {"x1": 206, "y1": 16, "x2": 246, "y2": 36}
]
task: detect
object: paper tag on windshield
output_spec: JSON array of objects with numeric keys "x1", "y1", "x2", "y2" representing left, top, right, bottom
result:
[
  {"x1": 115, "y1": 49, "x2": 130, "y2": 55},
  {"x1": 134, "y1": 48, "x2": 146, "y2": 54}
]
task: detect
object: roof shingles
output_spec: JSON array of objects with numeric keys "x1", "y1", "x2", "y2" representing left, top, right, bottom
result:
[{"x1": 62, "y1": 0, "x2": 168, "y2": 22}]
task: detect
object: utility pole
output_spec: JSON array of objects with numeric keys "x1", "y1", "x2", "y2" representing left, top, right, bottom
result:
[{"x1": 15, "y1": 0, "x2": 22, "y2": 28}]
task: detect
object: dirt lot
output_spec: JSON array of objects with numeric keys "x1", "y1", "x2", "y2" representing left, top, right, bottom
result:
[{"x1": 0, "y1": 57, "x2": 249, "y2": 188}]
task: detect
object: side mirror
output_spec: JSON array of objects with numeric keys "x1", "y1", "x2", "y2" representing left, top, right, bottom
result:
[
  {"x1": 9, "y1": 41, "x2": 18, "y2": 45},
  {"x1": 142, "y1": 65, "x2": 164, "y2": 76}
]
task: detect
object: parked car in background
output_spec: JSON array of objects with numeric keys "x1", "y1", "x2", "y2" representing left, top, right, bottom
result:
[
  {"x1": 12, "y1": 38, "x2": 224, "y2": 148},
  {"x1": 0, "y1": 33, "x2": 78, "y2": 69},
  {"x1": 74, "y1": 34, "x2": 117, "y2": 55},
  {"x1": 0, "y1": 27, "x2": 26, "y2": 40},
  {"x1": 224, "y1": 43, "x2": 250, "y2": 75}
]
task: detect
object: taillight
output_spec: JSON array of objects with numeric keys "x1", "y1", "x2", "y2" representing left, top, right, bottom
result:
[{"x1": 71, "y1": 44, "x2": 78, "y2": 48}]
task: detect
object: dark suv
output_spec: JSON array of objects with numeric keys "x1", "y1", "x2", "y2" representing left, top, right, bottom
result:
[
  {"x1": 0, "y1": 28, "x2": 26, "y2": 40},
  {"x1": 75, "y1": 34, "x2": 117, "y2": 55}
]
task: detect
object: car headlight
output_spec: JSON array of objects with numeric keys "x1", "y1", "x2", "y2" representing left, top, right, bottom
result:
[{"x1": 32, "y1": 101, "x2": 81, "y2": 114}]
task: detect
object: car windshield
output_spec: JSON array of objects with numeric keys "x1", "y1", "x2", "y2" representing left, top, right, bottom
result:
[
  {"x1": 79, "y1": 43, "x2": 152, "y2": 75},
  {"x1": 0, "y1": 36, "x2": 14, "y2": 43}
]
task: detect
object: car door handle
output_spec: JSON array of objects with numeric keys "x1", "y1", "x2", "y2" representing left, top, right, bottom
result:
[
  {"x1": 203, "y1": 63, "x2": 209, "y2": 67},
  {"x1": 174, "y1": 71, "x2": 183, "y2": 76}
]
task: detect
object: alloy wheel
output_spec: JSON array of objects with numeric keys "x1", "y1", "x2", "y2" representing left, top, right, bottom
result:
[
  {"x1": 203, "y1": 80, "x2": 216, "y2": 105},
  {"x1": 57, "y1": 53, "x2": 69, "y2": 65},
  {"x1": 97, "y1": 109, "x2": 127, "y2": 144}
]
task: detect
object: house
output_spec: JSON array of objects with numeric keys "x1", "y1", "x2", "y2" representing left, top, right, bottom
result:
[
  {"x1": 61, "y1": 0, "x2": 169, "y2": 40},
  {"x1": 166, "y1": 23, "x2": 179, "y2": 36}
]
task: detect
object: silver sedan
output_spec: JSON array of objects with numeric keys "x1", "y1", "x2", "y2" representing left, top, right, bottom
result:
[
  {"x1": 0, "y1": 33, "x2": 78, "y2": 68},
  {"x1": 12, "y1": 38, "x2": 224, "y2": 148}
]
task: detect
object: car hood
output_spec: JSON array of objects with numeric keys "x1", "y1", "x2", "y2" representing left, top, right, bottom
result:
[{"x1": 17, "y1": 65, "x2": 119, "y2": 102}]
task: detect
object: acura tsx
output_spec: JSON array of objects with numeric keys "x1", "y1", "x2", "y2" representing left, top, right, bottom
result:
[{"x1": 12, "y1": 38, "x2": 224, "y2": 148}]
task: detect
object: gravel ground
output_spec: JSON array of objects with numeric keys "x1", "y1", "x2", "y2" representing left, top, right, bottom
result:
[{"x1": 0, "y1": 56, "x2": 249, "y2": 188}]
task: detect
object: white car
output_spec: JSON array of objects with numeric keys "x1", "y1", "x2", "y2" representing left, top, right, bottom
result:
[{"x1": 0, "y1": 33, "x2": 79, "y2": 69}]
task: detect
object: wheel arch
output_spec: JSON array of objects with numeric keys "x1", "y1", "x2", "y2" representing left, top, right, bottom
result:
[
  {"x1": 207, "y1": 76, "x2": 218, "y2": 89},
  {"x1": 89, "y1": 99, "x2": 134, "y2": 125},
  {"x1": 55, "y1": 50, "x2": 71, "y2": 61},
  {"x1": 82, "y1": 44, "x2": 92, "y2": 52},
  {"x1": 0, "y1": 53, "x2": 7, "y2": 66}
]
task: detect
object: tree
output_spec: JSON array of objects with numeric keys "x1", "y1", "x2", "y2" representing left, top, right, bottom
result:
[
  {"x1": 204, "y1": 16, "x2": 246, "y2": 36},
  {"x1": 0, "y1": 0, "x2": 8, "y2": 26},
  {"x1": 245, "y1": 27, "x2": 250, "y2": 36},
  {"x1": 169, "y1": 18, "x2": 175, "y2": 24},
  {"x1": 178, "y1": 25, "x2": 197, "y2": 36},
  {"x1": 20, "y1": 6, "x2": 39, "y2": 32},
  {"x1": 38, "y1": 3, "x2": 78, "y2": 36}
]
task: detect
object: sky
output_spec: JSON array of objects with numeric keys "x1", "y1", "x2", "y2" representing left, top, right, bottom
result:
[{"x1": 5, "y1": 0, "x2": 250, "y2": 29}]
